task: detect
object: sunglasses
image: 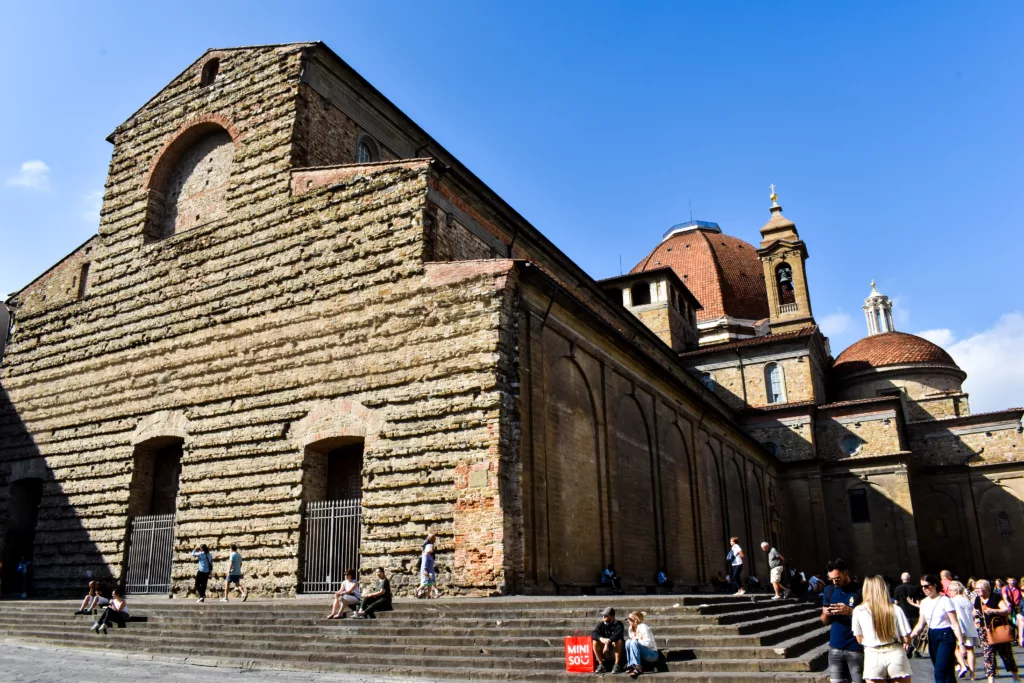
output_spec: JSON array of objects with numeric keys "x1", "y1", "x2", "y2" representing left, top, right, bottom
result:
[{"x1": 921, "y1": 584, "x2": 934, "y2": 589}]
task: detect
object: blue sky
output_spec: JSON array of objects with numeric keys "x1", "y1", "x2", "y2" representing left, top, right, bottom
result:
[{"x1": 1, "y1": 2, "x2": 1021, "y2": 410}]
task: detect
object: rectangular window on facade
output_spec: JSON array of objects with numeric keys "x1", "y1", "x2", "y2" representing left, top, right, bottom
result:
[
  {"x1": 849, "y1": 488, "x2": 870, "y2": 524},
  {"x1": 78, "y1": 262, "x2": 91, "y2": 299}
]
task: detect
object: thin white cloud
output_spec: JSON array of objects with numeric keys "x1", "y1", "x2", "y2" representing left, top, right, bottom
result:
[
  {"x1": 6, "y1": 160, "x2": 52, "y2": 191},
  {"x1": 820, "y1": 311, "x2": 852, "y2": 337},
  {"x1": 81, "y1": 190, "x2": 103, "y2": 222},
  {"x1": 941, "y1": 313, "x2": 1024, "y2": 413},
  {"x1": 916, "y1": 328, "x2": 956, "y2": 348}
]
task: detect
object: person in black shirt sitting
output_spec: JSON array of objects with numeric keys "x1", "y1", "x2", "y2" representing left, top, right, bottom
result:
[
  {"x1": 355, "y1": 568, "x2": 392, "y2": 619},
  {"x1": 592, "y1": 606, "x2": 626, "y2": 674}
]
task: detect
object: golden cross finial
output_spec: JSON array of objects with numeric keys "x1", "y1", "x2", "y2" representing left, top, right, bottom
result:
[
  {"x1": 871, "y1": 279, "x2": 876, "y2": 289},
  {"x1": 769, "y1": 183, "x2": 778, "y2": 207}
]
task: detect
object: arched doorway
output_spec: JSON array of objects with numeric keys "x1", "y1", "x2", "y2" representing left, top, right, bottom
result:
[
  {"x1": 123, "y1": 437, "x2": 182, "y2": 594},
  {"x1": 300, "y1": 437, "x2": 364, "y2": 593},
  {"x1": 2, "y1": 477, "x2": 43, "y2": 596}
]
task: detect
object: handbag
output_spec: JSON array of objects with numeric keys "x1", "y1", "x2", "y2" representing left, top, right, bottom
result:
[{"x1": 986, "y1": 614, "x2": 1014, "y2": 645}]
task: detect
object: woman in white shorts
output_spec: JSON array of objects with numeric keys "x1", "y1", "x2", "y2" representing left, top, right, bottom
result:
[{"x1": 852, "y1": 575, "x2": 913, "y2": 682}]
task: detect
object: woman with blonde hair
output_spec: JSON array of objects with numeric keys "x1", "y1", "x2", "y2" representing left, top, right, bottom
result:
[
  {"x1": 948, "y1": 581, "x2": 978, "y2": 680},
  {"x1": 852, "y1": 575, "x2": 913, "y2": 682},
  {"x1": 625, "y1": 611, "x2": 660, "y2": 679}
]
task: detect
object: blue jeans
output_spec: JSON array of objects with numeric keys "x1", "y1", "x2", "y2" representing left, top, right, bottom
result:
[
  {"x1": 928, "y1": 627, "x2": 957, "y2": 683},
  {"x1": 626, "y1": 640, "x2": 659, "y2": 670}
]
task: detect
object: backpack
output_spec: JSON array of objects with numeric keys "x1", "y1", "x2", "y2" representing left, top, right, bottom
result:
[{"x1": 725, "y1": 549, "x2": 734, "y2": 563}]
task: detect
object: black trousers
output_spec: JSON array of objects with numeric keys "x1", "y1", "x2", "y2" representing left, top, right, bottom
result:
[
  {"x1": 357, "y1": 596, "x2": 392, "y2": 618},
  {"x1": 195, "y1": 570, "x2": 210, "y2": 598},
  {"x1": 97, "y1": 607, "x2": 128, "y2": 628},
  {"x1": 729, "y1": 564, "x2": 743, "y2": 588}
]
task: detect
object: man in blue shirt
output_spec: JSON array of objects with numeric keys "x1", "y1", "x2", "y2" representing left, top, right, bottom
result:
[{"x1": 820, "y1": 558, "x2": 863, "y2": 683}]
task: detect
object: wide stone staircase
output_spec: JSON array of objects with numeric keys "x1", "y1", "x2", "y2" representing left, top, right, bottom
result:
[{"x1": 0, "y1": 594, "x2": 829, "y2": 681}]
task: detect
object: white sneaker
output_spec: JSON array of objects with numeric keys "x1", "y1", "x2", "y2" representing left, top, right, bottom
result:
[
  {"x1": 735, "y1": 589, "x2": 746, "y2": 595},
  {"x1": 197, "y1": 597, "x2": 205, "y2": 603},
  {"x1": 90, "y1": 622, "x2": 100, "y2": 632},
  {"x1": 99, "y1": 624, "x2": 107, "y2": 634},
  {"x1": 219, "y1": 598, "x2": 228, "y2": 602},
  {"x1": 771, "y1": 595, "x2": 782, "y2": 600}
]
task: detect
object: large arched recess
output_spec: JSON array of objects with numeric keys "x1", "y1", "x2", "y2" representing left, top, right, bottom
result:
[
  {"x1": 658, "y1": 421, "x2": 697, "y2": 583},
  {"x1": 610, "y1": 394, "x2": 658, "y2": 583},
  {"x1": 544, "y1": 357, "x2": 602, "y2": 584},
  {"x1": 748, "y1": 468, "x2": 767, "y2": 569},
  {"x1": 914, "y1": 489, "x2": 969, "y2": 575},
  {"x1": 724, "y1": 455, "x2": 747, "y2": 544},
  {"x1": 700, "y1": 439, "x2": 726, "y2": 577},
  {"x1": 976, "y1": 484, "x2": 1024, "y2": 578}
]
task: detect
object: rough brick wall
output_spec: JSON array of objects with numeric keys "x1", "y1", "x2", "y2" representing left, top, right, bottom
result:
[{"x1": 814, "y1": 409, "x2": 904, "y2": 460}]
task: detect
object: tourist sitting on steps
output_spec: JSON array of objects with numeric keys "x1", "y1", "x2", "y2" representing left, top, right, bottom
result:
[
  {"x1": 656, "y1": 568, "x2": 673, "y2": 592},
  {"x1": 75, "y1": 580, "x2": 108, "y2": 615},
  {"x1": 710, "y1": 571, "x2": 729, "y2": 593},
  {"x1": 355, "y1": 568, "x2": 392, "y2": 619},
  {"x1": 91, "y1": 590, "x2": 128, "y2": 634},
  {"x1": 602, "y1": 564, "x2": 623, "y2": 594},
  {"x1": 326, "y1": 568, "x2": 361, "y2": 619},
  {"x1": 592, "y1": 606, "x2": 626, "y2": 674},
  {"x1": 625, "y1": 610, "x2": 660, "y2": 679}
]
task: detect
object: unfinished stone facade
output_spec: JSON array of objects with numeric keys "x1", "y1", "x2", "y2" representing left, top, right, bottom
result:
[{"x1": 0, "y1": 43, "x2": 789, "y2": 598}]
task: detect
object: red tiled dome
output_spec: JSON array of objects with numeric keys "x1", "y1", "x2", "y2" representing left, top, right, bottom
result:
[
  {"x1": 630, "y1": 228, "x2": 768, "y2": 323},
  {"x1": 833, "y1": 332, "x2": 960, "y2": 377}
]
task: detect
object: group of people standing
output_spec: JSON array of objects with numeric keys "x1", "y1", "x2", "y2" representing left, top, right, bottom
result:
[
  {"x1": 822, "y1": 559, "x2": 1023, "y2": 683},
  {"x1": 189, "y1": 544, "x2": 248, "y2": 602}
]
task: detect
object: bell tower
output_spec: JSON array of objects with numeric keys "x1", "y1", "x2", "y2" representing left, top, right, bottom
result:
[{"x1": 756, "y1": 186, "x2": 815, "y2": 333}]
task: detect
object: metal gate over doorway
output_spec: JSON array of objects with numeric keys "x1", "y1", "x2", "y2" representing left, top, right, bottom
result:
[
  {"x1": 302, "y1": 499, "x2": 362, "y2": 594},
  {"x1": 124, "y1": 513, "x2": 176, "y2": 594}
]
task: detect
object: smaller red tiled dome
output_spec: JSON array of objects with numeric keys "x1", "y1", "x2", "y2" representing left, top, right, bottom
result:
[{"x1": 833, "y1": 332, "x2": 960, "y2": 377}]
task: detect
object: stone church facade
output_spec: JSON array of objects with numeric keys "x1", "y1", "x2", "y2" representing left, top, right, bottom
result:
[{"x1": 0, "y1": 43, "x2": 1020, "y2": 597}]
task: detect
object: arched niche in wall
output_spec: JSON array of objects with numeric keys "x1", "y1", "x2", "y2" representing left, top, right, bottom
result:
[
  {"x1": 609, "y1": 393, "x2": 657, "y2": 583},
  {"x1": 543, "y1": 356, "x2": 602, "y2": 584},
  {"x1": 724, "y1": 455, "x2": 747, "y2": 546},
  {"x1": 976, "y1": 484, "x2": 1024, "y2": 578},
  {"x1": 143, "y1": 120, "x2": 238, "y2": 242},
  {"x1": 658, "y1": 419, "x2": 697, "y2": 583}
]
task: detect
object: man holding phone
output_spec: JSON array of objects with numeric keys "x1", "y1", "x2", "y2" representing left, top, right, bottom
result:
[{"x1": 820, "y1": 558, "x2": 863, "y2": 683}]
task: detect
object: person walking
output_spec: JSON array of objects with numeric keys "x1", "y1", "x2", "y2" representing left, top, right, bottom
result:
[
  {"x1": 972, "y1": 579, "x2": 1019, "y2": 683},
  {"x1": 220, "y1": 544, "x2": 248, "y2": 602},
  {"x1": 910, "y1": 573, "x2": 965, "y2": 683},
  {"x1": 326, "y1": 568, "x2": 361, "y2": 619},
  {"x1": 940, "y1": 570, "x2": 954, "y2": 597},
  {"x1": 191, "y1": 544, "x2": 213, "y2": 603},
  {"x1": 851, "y1": 576, "x2": 912, "y2": 683},
  {"x1": 416, "y1": 533, "x2": 439, "y2": 599},
  {"x1": 91, "y1": 590, "x2": 129, "y2": 634},
  {"x1": 761, "y1": 542, "x2": 785, "y2": 599},
  {"x1": 1001, "y1": 577, "x2": 1021, "y2": 629},
  {"x1": 727, "y1": 537, "x2": 745, "y2": 596},
  {"x1": 355, "y1": 568, "x2": 392, "y2": 619},
  {"x1": 948, "y1": 581, "x2": 979, "y2": 680},
  {"x1": 625, "y1": 610, "x2": 659, "y2": 679},
  {"x1": 821, "y1": 558, "x2": 864, "y2": 683}
]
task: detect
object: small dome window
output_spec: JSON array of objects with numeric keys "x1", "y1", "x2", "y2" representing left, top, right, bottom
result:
[
  {"x1": 998, "y1": 511, "x2": 1012, "y2": 536},
  {"x1": 201, "y1": 58, "x2": 220, "y2": 87},
  {"x1": 357, "y1": 135, "x2": 380, "y2": 163}
]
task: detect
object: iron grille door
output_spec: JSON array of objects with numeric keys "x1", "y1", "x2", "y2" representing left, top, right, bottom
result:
[
  {"x1": 124, "y1": 513, "x2": 176, "y2": 594},
  {"x1": 302, "y1": 498, "x2": 362, "y2": 594}
]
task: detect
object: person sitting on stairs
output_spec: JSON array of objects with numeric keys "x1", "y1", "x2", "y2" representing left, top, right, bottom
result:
[
  {"x1": 75, "y1": 580, "x2": 108, "y2": 615},
  {"x1": 625, "y1": 610, "x2": 660, "y2": 679},
  {"x1": 592, "y1": 606, "x2": 626, "y2": 674},
  {"x1": 91, "y1": 589, "x2": 128, "y2": 634},
  {"x1": 326, "y1": 568, "x2": 361, "y2": 619},
  {"x1": 355, "y1": 567, "x2": 392, "y2": 619}
]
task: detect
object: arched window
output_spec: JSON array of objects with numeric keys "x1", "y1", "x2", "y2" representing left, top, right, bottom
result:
[
  {"x1": 998, "y1": 511, "x2": 1012, "y2": 536},
  {"x1": 146, "y1": 125, "x2": 234, "y2": 241},
  {"x1": 200, "y1": 58, "x2": 220, "y2": 87},
  {"x1": 357, "y1": 135, "x2": 380, "y2": 163},
  {"x1": 776, "y1": 263, "x2": 796, "y2": 305},
  {"x1": 840, "y1": 435, "x2": 864, "y2": 457},
  {"x1": 765, "y1": 363, "x2": 786, "y2": 403},
  {"x1": 630, "y1": 282, "x2": 651, "y2": 306},
  {"x1": 700, "y1": 372, "x2": 715, "y2": 391},
  {"x1": 849, "y1": 488, "x2": 870, "y2": 524}
]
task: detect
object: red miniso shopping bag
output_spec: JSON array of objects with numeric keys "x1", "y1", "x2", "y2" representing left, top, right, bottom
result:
[{"x1": 564, "y1": 635, "x2": 593, "y2": 672}]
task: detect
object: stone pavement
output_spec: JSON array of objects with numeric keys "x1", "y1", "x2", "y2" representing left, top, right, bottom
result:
[{"x1": 0, "y1": 643, "x2": 462, "y2": 683}]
